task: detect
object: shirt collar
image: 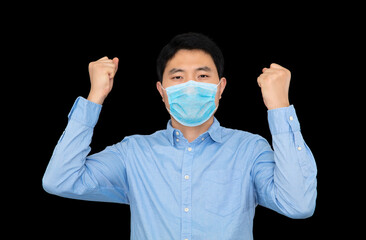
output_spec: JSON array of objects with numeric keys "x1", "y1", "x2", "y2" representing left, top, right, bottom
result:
[
  {"x1": 165, "y1": 117, "x2": 222, "y2": 145},
  {"x1": 207, "y1": 117, "x2": 222, "y2": 143}
]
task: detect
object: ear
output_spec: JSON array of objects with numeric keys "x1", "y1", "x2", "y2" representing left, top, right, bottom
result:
[
  {"x1": 156, "y1": 81, "x2": 164, "y2": 101},
  {"x1": 218, "y1": 77, "x2": 227, "y2": 99}
]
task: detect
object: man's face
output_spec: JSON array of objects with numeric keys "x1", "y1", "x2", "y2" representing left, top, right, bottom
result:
[{"x1": 157, "y1": 49, "x2": 226, "y2": 112}]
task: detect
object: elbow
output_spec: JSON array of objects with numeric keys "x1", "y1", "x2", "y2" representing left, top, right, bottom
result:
[
  {"x1": 286, "y1": 195, "x2": 317, "y2": 219},
  {"x1": 42, "y1": 171, "x2": 64, "y2": 196},
  {"x1": 288, "y1": 203, "x2": 315, "y2": 219},
  {"x1": 42, "y1": 174, "x2": 58, "y2": 195},
  {"x1": 42, "y1": 169, "x2": 91, "y2": 198}
]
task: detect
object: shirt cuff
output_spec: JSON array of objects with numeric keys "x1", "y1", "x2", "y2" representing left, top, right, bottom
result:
[
  {"x1": 67, "y1": 97, "x2": 102, "y2": 127},
  {"x1": 267, "y1": 105, "x2": 300, "y2": 135}
]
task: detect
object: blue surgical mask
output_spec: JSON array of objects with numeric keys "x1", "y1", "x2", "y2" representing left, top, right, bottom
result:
[{"x1": 162, "y1": 80, "x2": 221, "y2": 127}]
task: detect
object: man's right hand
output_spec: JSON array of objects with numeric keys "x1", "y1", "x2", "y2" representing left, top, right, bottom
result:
[{"x1": 87, "y1": 56, "x2": 119, "y2": 105}]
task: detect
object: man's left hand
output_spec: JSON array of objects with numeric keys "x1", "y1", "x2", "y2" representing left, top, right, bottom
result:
[{"x1": 257, "y1": 63, "x2": 291, "y2": 110}]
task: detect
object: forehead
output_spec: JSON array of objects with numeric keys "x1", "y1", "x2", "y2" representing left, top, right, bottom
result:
[{"x1": 164, "y1": 49, "x2": 217, "y2": 72}]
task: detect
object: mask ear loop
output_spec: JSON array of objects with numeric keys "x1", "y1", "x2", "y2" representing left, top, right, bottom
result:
[
  {"x1": 160, "y1": 82, "x2": 167, "y2": 101},
  {"x1": 217, "y1": 79, "x2": 223, "y2": 100},
  {"x1": 160, "y1": 83, "x2": 173, "y2": 115},
  {"x1": 160, "y1": 83, "x2": 166, "y2": 91}
]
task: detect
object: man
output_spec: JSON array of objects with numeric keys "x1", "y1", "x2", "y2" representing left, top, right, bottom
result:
[{"x1": 43, "y1": 32, "x2": 317, "y2": 239}]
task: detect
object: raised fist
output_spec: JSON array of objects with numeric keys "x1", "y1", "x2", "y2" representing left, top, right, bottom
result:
[
  {"x1": 257, "y1": 63, "x2": 291, "y2": 110},
  {"x1": 87, "y1": 56, "x2": 119, "y2": 105}
]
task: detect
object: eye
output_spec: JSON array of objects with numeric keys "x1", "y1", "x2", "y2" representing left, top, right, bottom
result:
[
  {"x1": 198, "y1": 74, "x2": 209, "y2": 79},
  {"x1": 172, "y1": 76, "x2": 183, "y2": 80}
]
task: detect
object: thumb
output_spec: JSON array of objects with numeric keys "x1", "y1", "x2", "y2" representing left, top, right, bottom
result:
[{"x1": 112, "y1": 57, "x2": 119, "y2": 73}]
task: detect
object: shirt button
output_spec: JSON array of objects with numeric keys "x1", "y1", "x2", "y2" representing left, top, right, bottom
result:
[
  {"x1": 184, "y1": 208, "x2": 189, "y2": 212},
  {"x1": 187, "y1": 147, "x2": 192, "y2": 151},
  {"x1": 184, "y1": 175, "x2": 190, "y2": 180},
  {"x1": 201, "y1": 137, "x2": 205, "y2": 141},
  {"x1": 297, "y1": 146, "x2": 302, "y2": 151},
  {"x1": 176, "y1": 138, "x2": 179, "y2": 142},
  {"x1": 184, "y1": 239, "x2": 188, "y2": 240},
  {"x1": 176, "y1": 131, "x2": 179, "y2": 135},
  {"x1": 289, "y1": 116, "x2": 294, "y2": 121}
]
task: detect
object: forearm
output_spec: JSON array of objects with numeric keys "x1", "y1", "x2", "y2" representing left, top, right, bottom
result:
[
  {"x1": 271, "y1": 106, "x2": 317, "y2": 217},
  {"x1": 254, "y1": 105, "x2": 317, "y2": 219},
  {"x1": 271, "y1": 131, "x2": 317, "y2": 218},
  {"x1": 42, "y1": 97, "x2": 102, "y2": 197}
]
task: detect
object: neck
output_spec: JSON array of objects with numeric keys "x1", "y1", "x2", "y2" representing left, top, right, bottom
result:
[{"x1": 171, "y1": 116, "x2": 214, "y2": 143}]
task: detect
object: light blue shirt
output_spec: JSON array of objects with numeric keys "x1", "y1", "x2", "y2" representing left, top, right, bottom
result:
[{"x1": 43, "y1": 97, "x2": 317, "y2": 240}]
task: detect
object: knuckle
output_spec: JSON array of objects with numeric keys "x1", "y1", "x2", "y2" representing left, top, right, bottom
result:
[
  {"x1": 282, "y1": 69, "x2": 291, "y2": 77},
  {"x1": 88, "y1": 62, "x2": 96, "y2": 71},
  {"x1": 279, "y1": 69, "x2": 286, "y2": 74},
  {"x1": 263, "y1": 75, "x2": 271, "y2": 81},
  {"x1": 275, "y1": 69, "x2": 287, "y2": 77},
  {"x1": 285, "y1": 69, "x2": 291, "y2": 75}
]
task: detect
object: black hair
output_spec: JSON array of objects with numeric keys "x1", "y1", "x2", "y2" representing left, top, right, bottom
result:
[{"x1": 156, "y1": 32, "x2": 224, "y2": 82}]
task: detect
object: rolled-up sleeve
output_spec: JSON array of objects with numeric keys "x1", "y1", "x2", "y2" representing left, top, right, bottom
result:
[{"x1": 252, "y1": 105, "x2": 317, "y2": 219}]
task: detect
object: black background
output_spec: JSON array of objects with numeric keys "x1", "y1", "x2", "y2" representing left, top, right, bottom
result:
[{"x1": 6, "y1": 3, "x2": 362, "y2": 239}]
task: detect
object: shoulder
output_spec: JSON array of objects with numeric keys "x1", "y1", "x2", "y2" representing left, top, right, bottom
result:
[
  {"x1": 219, "y1": 126, "x2": 271, "y2": 155},
  {"x1": 220, "y1": 126, "x2": 272, "y2": 160},
  {"x1": 220, "y1": 126, "x2": 266, "y2": 144},
  {"x1": 113, "y1": 129, "x2": 168, "y2": 150}
]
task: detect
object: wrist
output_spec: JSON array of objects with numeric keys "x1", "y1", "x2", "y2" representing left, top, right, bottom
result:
[
  {"x1": 266, "y1": 99, "x2": 290, "y2": 110},
  {"x1": 68, "y1": 97, "x2": 102, "y2": 127},
  {"x1": 267, "y1": 103, "x2": 290, "y2": 110},
  {"x1": 87, "y1": 91, "x2": 106, "y2": 105}
]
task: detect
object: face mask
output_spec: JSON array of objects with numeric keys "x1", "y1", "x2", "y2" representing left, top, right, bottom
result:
[{"x1": 162, "y1": 80, "x2": 221, "y2": 127}]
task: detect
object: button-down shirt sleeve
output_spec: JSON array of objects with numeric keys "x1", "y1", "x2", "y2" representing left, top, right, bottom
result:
[
  {"x1": 252, "y1": 105, "x2": 317, "y2": 219},
  {"x1": 43, "y1": 97, "x2": 317, "y2": 239},
  {"x1": 42, "y1": 97, "x2": 130, "y2": 204}
]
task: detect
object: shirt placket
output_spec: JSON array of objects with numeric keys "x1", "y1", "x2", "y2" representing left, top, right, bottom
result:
[{"x1": 181, "y1": 141, "x2": 193, "y2": 240}]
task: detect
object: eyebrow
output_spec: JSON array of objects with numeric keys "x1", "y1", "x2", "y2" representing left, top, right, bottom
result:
[
  {"x1": 168, "y1": 66, "x2": 212, "y2": 75},
  {"x1": 196, "y1": 66, "x2": 212, "y2": 72},
  {"x1": 168, "y1": 68, "x2": 185, "y2": 75}
]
